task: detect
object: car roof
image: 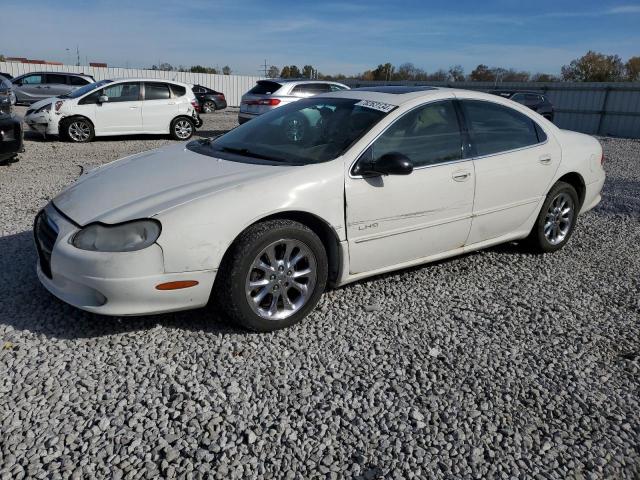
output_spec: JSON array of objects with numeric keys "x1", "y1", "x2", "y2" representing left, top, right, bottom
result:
[
  {"x1": 260, "y1": 79, "x2": 347, "y2": 86},
  {"x1": 110, "y1": 78, "x2": 191, "y2": 87},
  {"x1": 320, "y1": 86, "x2": 525, "y2": 107},
  {"x1": 490, "y1": 90, "x2": 544, "y2": 96},
  {"x1": 16, "y1": 71, "x2": 92, "y2": 77}
]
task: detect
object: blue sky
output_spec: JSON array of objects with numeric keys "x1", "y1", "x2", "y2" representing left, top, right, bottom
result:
[{"x1": 2, "y1": 0, "x2": 639, "y2": 75}]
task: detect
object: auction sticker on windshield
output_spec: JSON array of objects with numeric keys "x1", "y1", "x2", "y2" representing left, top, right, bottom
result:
[{"x1": 354, "y1": 100, "x2": 396, "y2": 113}]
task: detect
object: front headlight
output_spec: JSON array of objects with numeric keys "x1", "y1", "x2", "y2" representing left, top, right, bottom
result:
[
  {"x1": 72, "y1": 220, "x2": 161, "y2": 252},
  {"x1": 36, "y1": 103, "x2": 52, "y2": 113}
]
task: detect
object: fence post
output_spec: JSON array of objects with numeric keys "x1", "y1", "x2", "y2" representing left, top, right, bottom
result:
[{"x1": 597, "y1": 86, "x2": 611, "y2": 135}]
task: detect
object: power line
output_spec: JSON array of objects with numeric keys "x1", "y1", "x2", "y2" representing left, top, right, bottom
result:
[{"x1": 260, "y1": 59, "x2": 269, "y2": 77}]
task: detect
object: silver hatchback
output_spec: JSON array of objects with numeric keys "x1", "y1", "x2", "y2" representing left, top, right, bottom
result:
[{"x1": 238, "y1": 79, "x2": 349, "y2": 124}]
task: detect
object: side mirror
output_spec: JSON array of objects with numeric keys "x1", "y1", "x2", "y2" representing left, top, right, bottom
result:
[
  {"x1": 358, "y1": 152, "x2": 413, "y2": 176},
  {"x1": 98, "y1": 95, "x2": 109, "y2": 104}
]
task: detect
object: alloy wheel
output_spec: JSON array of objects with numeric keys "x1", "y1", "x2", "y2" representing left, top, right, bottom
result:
[
  {"x1": 174, "y1": 120, "x2": 193, "y2": 139},
  {"x1": 68, "y1": 121, "x2": 91, "y2": 142},
  {"x1": 203, "y1": 101, "x2": 214, "y2": 113},
  {"x1": 544, "y1": 192, "x2": 574, "y2": 245},
  {"x1": 245, "y1": 239, "x2": 317, "y2": 321}
]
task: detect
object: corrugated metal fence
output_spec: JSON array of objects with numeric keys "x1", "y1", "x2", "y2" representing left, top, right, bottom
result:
[
  {"x1": 344, "y1": 80, "x2": 640, "y2": 139},
  {"x1": 0, "y1": 62, "x2": 264, "y2": 107},
  {"x1": 2, "y1": 62, "x2": 640, "y2": 138}
]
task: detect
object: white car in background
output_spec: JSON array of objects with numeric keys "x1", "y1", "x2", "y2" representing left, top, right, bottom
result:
[
  {"x1": 35, "y1": 87, "x2": 605, "y2": 332},
  {"x1": 24, "y1": 79, "x2": 201, "y2": 142}
]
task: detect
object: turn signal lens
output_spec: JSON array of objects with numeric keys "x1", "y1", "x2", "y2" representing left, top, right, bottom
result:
[{"x1": 156, "y1": 281, "x2": 199, "y2": 290}]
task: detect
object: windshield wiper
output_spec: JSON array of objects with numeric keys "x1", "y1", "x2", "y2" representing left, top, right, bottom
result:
[{"x1": 218, "y1": 146, "x2": 284, "y2": 162}]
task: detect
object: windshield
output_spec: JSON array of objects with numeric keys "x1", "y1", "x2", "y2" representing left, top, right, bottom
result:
[
  {"x1": 188, "y1": 97, "x2": 394, "y2": 165},
  {"x1": 62, "y1": 79, "x2": 113, "y2": 99}
]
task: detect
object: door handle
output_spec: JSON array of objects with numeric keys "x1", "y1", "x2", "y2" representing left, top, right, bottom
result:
[
  {"x1": 168, "y1": 102, "x2": 176, "y2": 105},
  {"x1": 539, "y1": 155, "x2": 552, "y2": 165},
  {"x1": 129, "y1": 106, "x2": 139, "y2": 109},
  {"x1": 452, "y1": 171, "x2": 471, "y2": 181}
]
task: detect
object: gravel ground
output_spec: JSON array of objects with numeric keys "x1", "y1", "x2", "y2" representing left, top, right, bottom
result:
[{"x1": 1, "y1": 108, "x2": 639, "y2": 479}]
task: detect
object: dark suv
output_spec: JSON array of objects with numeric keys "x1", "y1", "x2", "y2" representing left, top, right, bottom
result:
[{"x1": 489, "y1": 90, "x2": 554, "y2": 122}]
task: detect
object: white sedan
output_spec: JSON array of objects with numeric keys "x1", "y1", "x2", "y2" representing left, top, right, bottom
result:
[{"x1": 34, "y1": 87, "x2": 605, "y2": 331}]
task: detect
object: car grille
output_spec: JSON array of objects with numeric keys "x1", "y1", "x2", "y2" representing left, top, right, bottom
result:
[{"x1": 34, "y1": 210, "x2": 59, "y2": 279}]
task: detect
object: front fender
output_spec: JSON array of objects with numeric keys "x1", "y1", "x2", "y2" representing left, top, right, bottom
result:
[{"x1": 154, "y1": 160, "x2": 346, "y2": 273}]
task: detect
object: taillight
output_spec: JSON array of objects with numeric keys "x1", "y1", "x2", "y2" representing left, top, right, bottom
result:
[
  {"x1": 191, "y1": 99, "x2": 200, "y2": 112},
  {"x1": 216, "y1": 93, "x2": 225, "y2": 99},
  {"x1": 258, "y1": 99, "x2": 280, "y2": 106},
  {"x1": 600, "y1": 150, "x2": 605, "y2": 165},
  {"x1": 55, "y1": 101, "x2": 63, "y2": 112}
]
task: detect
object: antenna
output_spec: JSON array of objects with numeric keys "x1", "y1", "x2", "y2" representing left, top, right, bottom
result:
[{"x1": 260, "y1": 59, "x2": 269, "y2": 77}]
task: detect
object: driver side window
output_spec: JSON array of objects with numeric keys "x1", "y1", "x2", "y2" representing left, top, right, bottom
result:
[{"x1": 372, "y1": 100, "x2": 463, "y2": 168}]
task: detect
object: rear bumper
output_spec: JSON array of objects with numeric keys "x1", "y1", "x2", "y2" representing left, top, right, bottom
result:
[
  {"x1": 581, "y1": 175, "x2": 606, "y2": 213},
  {"x1": 238, "y1": 112, "x2": 258, "y2": 124}
]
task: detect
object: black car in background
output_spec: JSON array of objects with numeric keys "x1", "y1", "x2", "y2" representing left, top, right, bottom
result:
[
  {"x1": 0, "y1": 112, "x2": 23, "y2": 164},
  {"x1": 192, "y1": 85, "x2": 227, "y2": 113},
  {"x1": 489, "y1": 90, "x2": 554, "y2": 122}
]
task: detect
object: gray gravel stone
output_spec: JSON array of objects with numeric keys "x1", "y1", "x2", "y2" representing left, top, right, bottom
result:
[{"x1": 0, "y1": 111, "x2": 638, "y2": 478}]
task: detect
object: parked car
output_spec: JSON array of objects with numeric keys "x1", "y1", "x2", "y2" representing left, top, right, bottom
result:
[
  {"x1": 239, "y1": 79, "x2": 349, "y2": 124},
  {"x1": 192, "y1": 84, "x2": 227, "y2": 113},
  {"x1": 490, "y1": 90, "x2": 554, "y2": 121},
  {"x1": 0, "y1": 111, "x2": 23, "y2": 163},
  {"x1": 11, "y1": 72, "x2": 95, "y2": 105},
  {"x1": 0, "y1": 72, "x2": 14, "y2": 80},
  {"x1": 0, "y1": 75, "x2": 16, "y2": 113},
  {"x1": 24, "y1": 78, "x2": 202, "y2": 142},
  {"x1": 34, "y1": 86, "x2": 605, "y2": 331}
]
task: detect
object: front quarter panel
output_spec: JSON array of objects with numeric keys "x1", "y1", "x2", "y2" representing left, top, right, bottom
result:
[{"x1": 154, "y1": 160, "x2": 346, "y2": 273}]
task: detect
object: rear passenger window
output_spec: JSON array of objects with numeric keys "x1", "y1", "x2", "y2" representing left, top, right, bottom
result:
[
  {"x1": 372, "y1": 100, "x2": 463, "y2": 168},
  {"x1": 170, "y1": 84, "x2": 186, "y2": 97},
  {"x1": 46, "y1": 74, "x2": 67, "y2": 84},
  {"x1": 461, "y1": 100, "x2": 541, "y2": 156},
  {"x1": 69, "y1": 76, "x2": 90, "y2": 86},
  {"x1": 145, "y1": 83, "x2": 171, "y2": 100}
]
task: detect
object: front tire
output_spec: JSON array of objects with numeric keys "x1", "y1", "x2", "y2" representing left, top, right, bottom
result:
[
  {"x1": 170, "y1": 117, "x2": 195, "y2": 140},
  {"x1": 214, "y1": 220, "x2": 328, "y2": 332},
  {"x1": 527, "y1": 181, "x2": 579, "y2": 253},
  {"x1": 62, "y1": 117, "x2": 94, "y2": 143}
]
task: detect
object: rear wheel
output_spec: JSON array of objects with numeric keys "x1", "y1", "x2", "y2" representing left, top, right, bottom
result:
[
  {"x1": 202, "y1": 101, "x2": 216, "y2": 113},
  {"x1": 527, "y1": 181, "x2": 579, "y2": 253},
  {"x1": 170, "y1": 117, "x2": 195, "y2": 140},
  {"x1": 214, "y1": 220, "x2": 328, "y2": 332}
]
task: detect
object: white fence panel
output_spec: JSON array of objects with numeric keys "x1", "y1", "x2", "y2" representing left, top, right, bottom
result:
[{"x1": 0, "y1": 62, "x2": 263, "y2": 106}]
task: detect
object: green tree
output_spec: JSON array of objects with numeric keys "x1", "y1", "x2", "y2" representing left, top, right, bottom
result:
[
  {"x1": 0, "y1": 54, "x2": 5, "y2": 62},
  {"x1": 267, "y1": 65, "x2": 280, "y2": 78},
  {"x1": 531, "y1": 72, "x2": 559, "y2": 82},
  {"x1": 302, "y1": 65, "x2": 314, "y2": 78},
  {"x1": 469, "y1": 64, "x2": 494, "y2": 81},
  {"x1": 625, "y1": 56, "x2": 640, "y2": 81},
  {"x1": 501, "y1": 69, "x2": 531, "y2": 82},
  {"x1": 448, "y1": 65, "x2": 465, "y2": 82},
  {"x1": 222, "y1": 65, "x2": 231, "y2": 75},
  {"x1": 280, "y1": 66, "x2": 291, "y2": 78},
  {"x1": 561, "y1": 51, "x2": 624, "y2": 82}
]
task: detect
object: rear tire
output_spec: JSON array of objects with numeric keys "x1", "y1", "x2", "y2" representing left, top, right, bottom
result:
[
  {"x1": 214, "y1": 220, "x2": 328, "y2": 332},
  {"x1": 202, "y1": 101, "x2": 215, "y2": 114},
  {"x1": 170, "y1": 117, "x2": 195, "y2": 140},
  {"x1": 526, "y1": 181, "x2": 579, "y2": 253}
]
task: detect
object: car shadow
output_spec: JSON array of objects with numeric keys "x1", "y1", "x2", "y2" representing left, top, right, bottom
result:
[
  {"x1": 23, "y1": 129, "x2": 232, "y2": 144},
  {"x1": 0, "y1": 230, "x2": 246, "y2": 340}
]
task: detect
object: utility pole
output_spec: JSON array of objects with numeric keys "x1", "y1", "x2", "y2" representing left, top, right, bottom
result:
[
  {"x1": 76, "y1": 45, "x2": 80, "y2": 66},
  {"x1": 260, "y1": 59, "x2": 269, "y2": 77}
]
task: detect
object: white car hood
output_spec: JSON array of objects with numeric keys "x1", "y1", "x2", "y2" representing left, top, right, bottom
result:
[{"x1": 53, "y1": 143, "x2": 289, "y2": 225}]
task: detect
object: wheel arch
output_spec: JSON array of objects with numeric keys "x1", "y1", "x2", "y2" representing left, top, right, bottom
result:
[
  {"x1": 170, "y1": 114, "x2": 195, "y2": 128},
  {"x1": 58, "y1": 114, "x2": 94, "y2": 135},
  {"x1": 221, "y1": 210, "x2": 343, "y2": 284},
  {"x1": 556, "y1": 172, "x2": 586, "y2": 209}
]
